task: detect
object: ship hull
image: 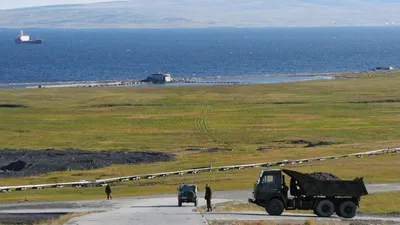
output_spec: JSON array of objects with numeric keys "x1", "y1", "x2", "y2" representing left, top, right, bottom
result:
[{"x1": 15, "y1": 39, "x2": 43, "y2": 44}]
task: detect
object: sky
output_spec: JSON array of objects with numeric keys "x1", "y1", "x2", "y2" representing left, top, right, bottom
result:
[{"x1": 0, "y1": 0, "x2": 115, "y2": 10}]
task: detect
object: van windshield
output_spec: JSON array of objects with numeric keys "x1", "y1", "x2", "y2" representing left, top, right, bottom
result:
[{"x1": 179, "y1": 185, "x2": 196, "y2": 192}]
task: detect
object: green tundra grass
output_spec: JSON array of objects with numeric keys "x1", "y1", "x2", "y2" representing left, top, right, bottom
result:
[{"x1": 0, "y1": 73, "x2": 400, "y2": 202}]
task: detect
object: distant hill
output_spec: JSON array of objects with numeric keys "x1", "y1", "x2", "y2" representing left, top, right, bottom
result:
[{"x1": 1, "y1": 0, "x2": 399, "y2": 28}]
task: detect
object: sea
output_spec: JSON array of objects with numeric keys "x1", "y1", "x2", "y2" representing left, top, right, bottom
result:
[{"x1": 0, "y1": 27, "x2": 400, "y2": 86}]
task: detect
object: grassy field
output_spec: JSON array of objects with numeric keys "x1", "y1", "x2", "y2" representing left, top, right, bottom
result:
[
  {"x1": 1, "y1": 73, "x2": 400, "y2": 151},
  {"x1": 0, "y1": 73, "x2": 400, "y2": 200}
]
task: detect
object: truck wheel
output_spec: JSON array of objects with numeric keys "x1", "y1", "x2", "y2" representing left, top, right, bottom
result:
[
  {"x1": 339, "y1": 201, "x2": 356, "y2": 218},
  {"x1": 315, "y1": 200, "x2": 334, "y2": 217},
  {"x1": 178, "y1": 200, "x2": 182, "y2": 207},
  {"x1": 265, "y1": 199, "x2": 284, "y2": 216}
]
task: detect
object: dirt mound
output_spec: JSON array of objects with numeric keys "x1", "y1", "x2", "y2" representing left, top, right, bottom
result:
[
  {"x1": 0, "y1": 149, "x2": 175, "y2": 178},
  {"x1": 306, "y1": 172, "x2": 341, "y2": 180}
]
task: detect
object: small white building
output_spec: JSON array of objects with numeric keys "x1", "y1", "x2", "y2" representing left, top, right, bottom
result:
[{"x1": 147, "y1": 73, "x2": 172, "y2": 83}]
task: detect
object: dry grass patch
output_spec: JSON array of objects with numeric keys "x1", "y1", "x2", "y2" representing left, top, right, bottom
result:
[
  {"x1": 359, "y1": 191, "x2": 400, "y2": 213},
  {"x1": 33, "y1": 211, "x2": 103, "y2": 225},
  {"x1": 197, "y1": 201, "x2": 264, "y2": 213}
]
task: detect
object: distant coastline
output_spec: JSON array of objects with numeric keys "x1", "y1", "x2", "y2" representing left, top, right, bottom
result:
[
  {"x1": 0, "y1": 69, "x2": 388, "y2": 89},
  {"x1": 2, "y1": 68, "x2": 397, "y2": 89}
]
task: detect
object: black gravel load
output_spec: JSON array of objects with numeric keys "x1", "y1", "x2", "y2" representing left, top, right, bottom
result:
[
  {"x1": 306, "y1": 172, "x2": 341, "y2": 180},
  {"x1": 0, "y1": 149, "x2": 175, "y2": 178}
]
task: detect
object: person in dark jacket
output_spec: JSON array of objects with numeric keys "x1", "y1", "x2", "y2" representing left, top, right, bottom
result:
[
  {"x1": 282, "y1": 176, "x2": 289, "y2": 199},
  {"x1": 105, "y1": 184, "x2": 112, "y2": 200},
  {"x1": 205, "y1": 184, "x2": 212, "y2": 212}
]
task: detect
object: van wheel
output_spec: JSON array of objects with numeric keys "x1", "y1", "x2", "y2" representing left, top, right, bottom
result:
[
  {"x1": 339, "y1": 201, "x2": 356, "y2": 218},
  {"x1": 265, "y1": 199, "x2": 284, "y2": 215},
  {"x1": 315, "y1": 200, "x2": 334, "y2": 217}
]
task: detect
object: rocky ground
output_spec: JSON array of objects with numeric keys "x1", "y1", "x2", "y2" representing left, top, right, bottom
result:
[
  {"x1": 0, "y1": 212, "x2": 68, "y2": 225},
  {"x1": 0, "y1": 149, "x2": 175, "y2": 178}
]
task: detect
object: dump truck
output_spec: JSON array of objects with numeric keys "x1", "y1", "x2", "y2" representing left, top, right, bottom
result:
[{"x1": 248, "y1": 169, "x2": 368, "y2": 218}]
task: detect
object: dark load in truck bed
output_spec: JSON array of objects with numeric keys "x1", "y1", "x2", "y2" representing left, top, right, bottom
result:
[{"x1": 283, "y1": 169, "x2": 368, "y2": 198}]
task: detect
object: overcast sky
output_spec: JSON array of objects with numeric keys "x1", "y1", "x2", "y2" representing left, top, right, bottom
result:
[{"x1": 0, "y1": 0, "x2": 115, "y2": 10}]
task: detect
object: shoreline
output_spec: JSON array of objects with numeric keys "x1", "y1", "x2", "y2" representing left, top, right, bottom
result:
[{"x1": 0, "y1": 69, "x2": 396, "y2": 89}]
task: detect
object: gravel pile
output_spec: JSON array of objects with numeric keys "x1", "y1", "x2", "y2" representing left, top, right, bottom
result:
[
  {"x1": 306, "y1": 172, "x2": 341, "y2": 180},
  {"x1": 0, "y1": 149, "x2": 175, "y2": 178}
]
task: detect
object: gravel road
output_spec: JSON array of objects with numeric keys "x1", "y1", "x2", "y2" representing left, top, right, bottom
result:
[{"x1": 0, "y1": 183, "x2": 399, "y2": 225}]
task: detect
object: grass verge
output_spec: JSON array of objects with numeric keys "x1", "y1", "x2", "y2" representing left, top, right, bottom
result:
[
  {"x1": 207, "y1": 220, "x2": 381, "y2": 225},
  {"x1": 33, "y1": 211, "x2": 103, "y2": 225},
  {"x1": 199, "y1": 192, "x2": 400, "y2": 214}
]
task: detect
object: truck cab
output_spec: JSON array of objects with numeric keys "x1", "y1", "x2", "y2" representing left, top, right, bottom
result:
[{"x1": 252, "y1": 169, "x2": 288, "y2": 215}]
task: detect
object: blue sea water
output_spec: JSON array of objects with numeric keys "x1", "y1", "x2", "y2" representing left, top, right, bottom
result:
[{"x1": 0, "y1": 27, "x2": 400, "y2": 84}]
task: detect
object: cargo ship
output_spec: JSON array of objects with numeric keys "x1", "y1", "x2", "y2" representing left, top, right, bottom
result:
[{"x1": 15, "y1": 31, "x2": 43, "y2": 44}]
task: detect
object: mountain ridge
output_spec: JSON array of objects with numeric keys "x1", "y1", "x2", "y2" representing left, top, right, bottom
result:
[{"x1": 1, "y1": 0, "x2": 399, "y2": 28}]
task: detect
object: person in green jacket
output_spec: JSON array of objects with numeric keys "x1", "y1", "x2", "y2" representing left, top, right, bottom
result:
[
  {"x1": 105, "y1": 184, "x2": 112, "y2": 200},
  {"x1": 205, "y1": 184, "x2": 212, "y2": 212}
]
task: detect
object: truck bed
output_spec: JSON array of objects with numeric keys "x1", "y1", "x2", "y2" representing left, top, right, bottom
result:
[{"x1": 283, "y1": 169, "x2": 368, "y2": 197}]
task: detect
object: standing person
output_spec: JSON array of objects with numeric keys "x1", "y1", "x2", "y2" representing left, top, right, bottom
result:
[
  {"x1": 105, "y1": 184, "x2": 112, "y2": 200},
  {"x1": 281, "y1": 176, "x2": 289, "y2": 199},
  {"x1": 205, "y1": 184, "x2": 212, "y2": 212}
]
